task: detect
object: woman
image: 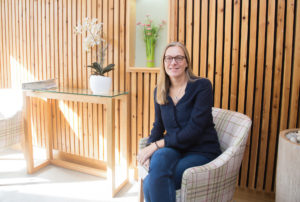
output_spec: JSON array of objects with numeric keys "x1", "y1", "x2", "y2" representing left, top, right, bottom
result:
[{"x1": 137, "y1": 42, "x2": 221, "y2": 202}]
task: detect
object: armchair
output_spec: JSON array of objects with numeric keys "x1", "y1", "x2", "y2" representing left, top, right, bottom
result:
[
  {"x1": 138, "y1": 107, "x2": 252, "y2": 202},
  {"x1": 0, "y1": 89, "x2": 23, "y2": 151}
]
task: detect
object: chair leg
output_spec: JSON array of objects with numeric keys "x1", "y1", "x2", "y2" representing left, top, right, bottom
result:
[{"x1": 138, "y1": 178, "x2": 144, "y2": 202}]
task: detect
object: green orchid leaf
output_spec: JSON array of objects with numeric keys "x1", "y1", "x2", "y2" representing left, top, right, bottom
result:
[
  {"x1": 88, "y1": 62, "x2": 103, "y2": 75},
  {"x1": 88, "y1": 62, "x2": 114, "y2": 76},
  {"x1": 101, "y1": 64, "x2": 115, "y2": 75}
]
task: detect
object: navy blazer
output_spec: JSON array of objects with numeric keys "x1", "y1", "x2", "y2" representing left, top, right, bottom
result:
[{"x1": 147, "y1": 78, "x2": 221, "y2": 160}]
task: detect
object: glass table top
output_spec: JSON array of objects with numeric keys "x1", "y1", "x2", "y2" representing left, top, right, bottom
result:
[{"x1": 30, "y1": 87, "x2": 128, "y2": 98}]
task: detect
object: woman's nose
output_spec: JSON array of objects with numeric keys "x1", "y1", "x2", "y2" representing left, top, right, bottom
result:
[{"x1": 170, "y1": 58, "x2": 178, "y2": 64}]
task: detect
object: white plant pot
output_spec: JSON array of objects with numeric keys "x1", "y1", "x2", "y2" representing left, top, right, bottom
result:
[{"x1": 89, "y1": 75, "x2": 112, "y2": 94}]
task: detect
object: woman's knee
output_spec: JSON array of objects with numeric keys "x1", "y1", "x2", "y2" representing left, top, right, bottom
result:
[
  {"x1": 150, "y1": 147, "x2": 181, "y2": 172},
  {"x1": 151, "y1": 148, "x2": 180, "y2": 163}
]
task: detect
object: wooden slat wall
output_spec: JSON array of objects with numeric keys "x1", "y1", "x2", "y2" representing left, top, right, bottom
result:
[
  {"x1": 0, "y1": 0, "x2": 127, "y2": 164},
  {"x1": 1, "y1": 0, "x2": 300, "y2": 194},
  {"x1": 165, "y1": 0, "x2": 299, "y2": 193}
]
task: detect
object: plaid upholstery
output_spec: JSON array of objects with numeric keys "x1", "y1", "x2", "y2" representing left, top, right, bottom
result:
[
  {"x1": 138, "y1": 107, "x2": 252, "y2": 202},
  {"x1": 0, "y1": 89, "x2": 23, "y2": 151}
]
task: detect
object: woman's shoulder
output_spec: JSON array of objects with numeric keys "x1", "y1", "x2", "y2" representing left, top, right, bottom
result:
[{"x1": 189, "y1": 77, "x2": 212, "y2": 89}]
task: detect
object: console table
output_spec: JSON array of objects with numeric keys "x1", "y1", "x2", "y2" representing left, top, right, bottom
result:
[{"x1": 22, "y1": 88, "x2": 129, "y2": 197}]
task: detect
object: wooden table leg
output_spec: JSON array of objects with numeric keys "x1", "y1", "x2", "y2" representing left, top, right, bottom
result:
[
  {"x1": 22, "y1": 92, "x2": 34, "y2": 173},
  {"x1": 104, "y1": 95, "x2": 129, "y2": 197},
  {"x1": 119, "y1": 95, "x2": 129, "y2": 185},
  {"x1": 22, "y1": 92, "x2": 51, "y2": 174},
  {"x1": 45, "y1": 98, "x2": 53, "y2": 160},
  {"x1": 106, "y1": 98, "x2": 116, "y2": 197},
  {"x1": 120, "y1": 95, "x2": 129, "y2": 172}
]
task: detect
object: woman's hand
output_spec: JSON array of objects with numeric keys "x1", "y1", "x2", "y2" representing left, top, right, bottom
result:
[
  {"x1": 137, "y1": 143, "x2": 157, "y2": 166},
  {"x1": 143, "y1": 159, "x2": 150, "y2": 168}
]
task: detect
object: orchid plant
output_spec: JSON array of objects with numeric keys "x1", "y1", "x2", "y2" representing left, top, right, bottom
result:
[
  {"x1": 136, "y1": 15, "x2": 166, "y2": 67},
  {"x1": 74, "y1": 18, "x2": 114, "y2": 76}
]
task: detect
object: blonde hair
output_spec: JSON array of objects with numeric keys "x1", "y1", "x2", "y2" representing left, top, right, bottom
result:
[{"x1": 156, "y1": 41, "x2": 197, "y2": 105}]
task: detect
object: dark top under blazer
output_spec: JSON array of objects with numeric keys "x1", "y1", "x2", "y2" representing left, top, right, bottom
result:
[{"x1": 147, "y1": 78, "x2": 221, "y2": 160}]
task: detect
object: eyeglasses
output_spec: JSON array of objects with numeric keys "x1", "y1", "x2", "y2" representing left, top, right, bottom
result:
[{"x1": 164, "y1": 55, "x2": 186, "y2": 63}]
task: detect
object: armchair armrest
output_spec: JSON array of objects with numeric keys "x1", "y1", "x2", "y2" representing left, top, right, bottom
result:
[
  {"x1": 138, "y1": 137, "x2": 150, "y2": 178},
  {"x1": 180, "y1": 145, "x2": 246, "y2": 201},
  {"x1": 138, "y1": 137, "x2": 149, "y2": 150}
]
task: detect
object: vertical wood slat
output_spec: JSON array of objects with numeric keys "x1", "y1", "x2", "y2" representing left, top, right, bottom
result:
[
  {"x1": 58, "y1": 0, "x2": 64, "y2": 151},
  {"x1": 143, "y1": 73, "x2": 150, "y2": 138},
  {"x1": 185, "y1": 0, "x2": 193, "y2": 62},
  {"x1": 5, "y1": 0, "x2": 10, "y2": 87},
  {"x1": 89, "y1": 0, "x2": 97, "y2": 160},
  {"x1": 72, "y1": 0, "x2": 79, "y2": 156},
  {"x1": 77, "y1": 0, "x2": 83, "y2": 157},
  {"x1": 192, "y1": 0, "x2": 200, "y2": 76},
  {"x1": 62, "y1": 0, "x2": 68, "y2": 153},
  {"x1": 0, "y1": 1, "x2": 4, "y2": 87},
  {"x1": 214, "y1": 0, "x2": 224, "y2": 108},
  {"x1": 149, "y1": 73, "x2": 156, "y2": 130},
  {"x1": 200, "y1": 0, "x2": 208, "y2": 78},
  {"x1": 131, "y1": 73, "x2": 137, "y2": 167},
  {"x1": 237, "y1": 0, "x2": 248, "y2": 114},
  {"x1": 254, "y1": 0, "x2": 267, "y2": 190},
  {"x1": 113, "y1": 0, "x2": 120, "y2": 163},
  {"x1": 247, "y1": 0, "x2": 259, "y2": 189},
  {"x1": 0, "y1": 1, "x2": 3, "y2": 87},
  {"x1": 230, "y1": 0, "x2": 240, "y2": 113},
  {"x1": 4, "y1": 0, "x2": 10, "y2": 87},
  {"x1": 238, "y1": 0, "x2": 250, "y2": 188},
  {"x1": 207, "y1": 0, "x2": 216, "y2": 84},
  {"x1": 280, "y1": 0, "x2": 294, "y2": 132},
  {"x1": 221, "y1": 0, "x2": 232, "y2": 109},
  {"x1": 86, "y1": 0, "x2": 92, "y2": 158},
  {"x1": 289, "y1": 0, "x2": 300, "y2": 129},
  {"x1": 168, "y1": 0, "x2": 176, "y2": 42},
  {"x1": 260, "y1": 0, "x2": 276, "y2": 191},
  {"x1": 40, "y1": 1, "x2": 47, "y2": 147},
  {"x1": 16, "y1": 0, "x2": 21, "y2": 83},
  {"x1": 22, "y1": 0, "x2": 27, "y2": 82},
  {"x1": 42, "y1": 0, "x2": 46, "y2": 81},
  {"x1": 68, "y1": 0, "x2": 74, "y2": 155},
  {"x1": 10, "y1": 0, "x2": 15, "y2": 87},
  {"x1": 97, "y1": 0, "x2": 103, "y2": 160},
  {"x1": 137, "y1": 72, "x2": 143, "y2": 155},
  {"x1": 102, "y1": 0, "x2": 108, "y2": 161},
  {"x1": 36, "y1": 0, "x2": 42, "y2": 148},
  {"x1": 82, "y1": 0, "x2": 88, "y2": 158},
  {"x1": 178, "y1": 0, "x2": 185, "y2": 43},
  {"x1": 40, "y1": 43, "x2": 46, "y2": 150}
]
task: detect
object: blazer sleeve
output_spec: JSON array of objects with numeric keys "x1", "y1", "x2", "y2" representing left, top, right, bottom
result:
[
  {"x1": 147, "y1": 88, "x2": 165, "y2": 144},
  {"x1": 164, "y1": 79, "x2": 214, "y2": 150}
]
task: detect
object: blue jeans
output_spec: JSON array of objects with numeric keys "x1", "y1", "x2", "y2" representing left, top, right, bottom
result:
[{"x1": 143, "y1": 147, "x2": 211, "y2": 202}]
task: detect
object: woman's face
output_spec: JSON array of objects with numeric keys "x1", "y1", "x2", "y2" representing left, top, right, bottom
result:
[{"x1": 164, "y1": 46, "x2": 187, "y2": 79}]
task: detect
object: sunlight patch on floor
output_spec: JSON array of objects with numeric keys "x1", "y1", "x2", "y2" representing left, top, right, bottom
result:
[{"x1": 0, "y1": 148, "x2": 139, "y2": 202}]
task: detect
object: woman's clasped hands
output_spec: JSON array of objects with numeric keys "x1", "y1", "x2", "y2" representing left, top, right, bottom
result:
[{"x1": 137, "y1": 143, "x2": 158, "y2": 168}]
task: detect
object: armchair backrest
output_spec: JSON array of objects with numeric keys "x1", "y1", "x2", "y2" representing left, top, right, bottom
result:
[{"x1": 212, "y1": 107, "x2": 252, "y2": 152}]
